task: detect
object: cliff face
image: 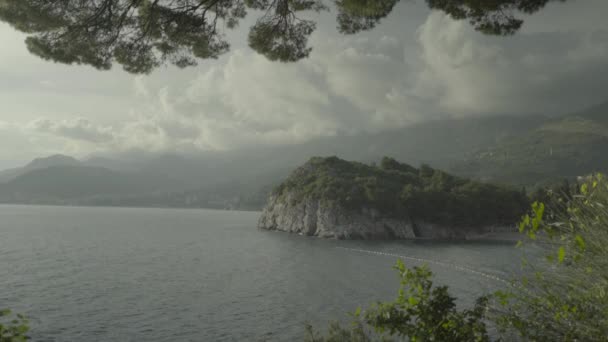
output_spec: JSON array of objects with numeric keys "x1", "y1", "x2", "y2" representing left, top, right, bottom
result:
[{"x1": 258, "y1": 192, "x2": 514, "y2": 240}]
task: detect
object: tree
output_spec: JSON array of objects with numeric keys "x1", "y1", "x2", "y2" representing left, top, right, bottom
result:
[
  {"x1": 306, "y1": 260, "x2": 490, "y2": 342},
  {"x1": 425, "y1": 0, "x2": 564, "y2": 35},
  {"x1": 493, "y1": 174, "x2": 608, "y2": 341},
  {"x1": 0, "y1": 0, "x2": 565, "y2": 73}
]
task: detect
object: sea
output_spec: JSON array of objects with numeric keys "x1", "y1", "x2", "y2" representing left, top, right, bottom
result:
[{"x1": 0, "y1": 205, "x2": 528, "y2": 341}]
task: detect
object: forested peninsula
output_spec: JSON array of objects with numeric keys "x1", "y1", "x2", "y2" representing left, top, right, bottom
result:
[{"x1": 258, "y1": 157, "x2": 528, "y2": 239}]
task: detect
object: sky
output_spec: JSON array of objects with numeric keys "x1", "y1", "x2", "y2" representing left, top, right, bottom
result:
[{"x1": 0, "y1": 0, "x2": 607, "y2": 169}]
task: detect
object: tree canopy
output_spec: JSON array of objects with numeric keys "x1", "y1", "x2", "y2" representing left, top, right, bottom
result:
[{"x1": 0, "y1": 0, "x2": 564, "y2": 73}]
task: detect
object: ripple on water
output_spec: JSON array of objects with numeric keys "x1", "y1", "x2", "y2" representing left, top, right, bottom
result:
[{"x1": 0, "y1": 205, "x2": 525, "y2": 341}]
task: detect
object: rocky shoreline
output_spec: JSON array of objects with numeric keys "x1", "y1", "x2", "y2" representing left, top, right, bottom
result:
[{"x1": 258, "y1": 192, "x2": 516, "y2": 240}]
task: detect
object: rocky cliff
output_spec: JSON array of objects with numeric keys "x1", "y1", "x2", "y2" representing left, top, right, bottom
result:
[
  {"x1": 258, "y1": 192, "x2": 514, "y2": 240},
  {"x1": 257, "y1": 156, "x2": 525, "y2": 240}
]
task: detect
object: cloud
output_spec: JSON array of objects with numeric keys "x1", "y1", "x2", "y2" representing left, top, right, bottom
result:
[
  {"x1": 414, "y1": 12, "x2": 608, "y2": 116},
  {"x1": 0, "y1": 120, "x2": 95, "y2": 166},
  {"x1": 133, "y1": 76, "x2": 150, "y2": 98},
  {"x1": 66, "y1": 11, "x2": 607, "y2": 154},
  {"x1": 151, "y1": 50, "x2": 347, "y2": 149},
  {"x1": 27, "y1": 117, "x2": 115, "y2": 143},
  {"x1": 1, "y1": 0, "x2": 607, "y2": 165},
  {"x1": 137, "y1": 12, "x2": 607, "y2": 152}
]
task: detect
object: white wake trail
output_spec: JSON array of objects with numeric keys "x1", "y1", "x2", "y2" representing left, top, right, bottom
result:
[{"x1": 336, "y1": 247, "x2": 511, "y2": 286}]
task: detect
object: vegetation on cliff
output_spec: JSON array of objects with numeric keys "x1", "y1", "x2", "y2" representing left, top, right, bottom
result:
[{"x1": 272, "y1": 156, "x2": 528, "y2": 228}]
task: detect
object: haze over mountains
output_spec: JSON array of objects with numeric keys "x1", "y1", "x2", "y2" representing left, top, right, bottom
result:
[
  {"x1": 1, "y1": 102, "x2": 606, "y2": 209},
  {"x1": 454, "y1": 101, "x2": 608, "y2": 185},
  {"x1": 0, "y1": 154, "x2": 80, "y2": 183}
]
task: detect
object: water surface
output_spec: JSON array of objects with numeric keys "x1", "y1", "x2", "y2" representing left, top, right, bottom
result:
[{"x1": 0, "y1": 205, "x2": 524, "y2": 341}]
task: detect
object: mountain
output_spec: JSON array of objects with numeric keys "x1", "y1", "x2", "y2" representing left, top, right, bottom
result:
[
  {"x1": 452, "y1": 101, "x2": 608, "y2": 187},
  {"x1": 0, "y1": 165, "x2": 187, "y2": 205},
  {"x1": 82, "y1": 155, "x2": 139, "y2": 172},
  {"x1": 113, "y1": 114, "x2": 546, "y2": 189},
  {"x1": 101, "y1": 114, "x2": 546, "y2": 208},
  {"x1": 569, "y1": 100, "x2": 608, "y2": 125},
  {"x1": 0, "y1": 154, "x2": 81, "y2": 183},
  {"x1": 258, "y1": 156, "x2": 528, "y2": 239},
  {"x1": 0, "y1": 105, "x2": 602, "y2": 209},
  {"x1": 221, "y1": 114, "x2": 547, "y2": 176},
  {"x1": 26, "y1": 154, "x2": 80, "y2": 169}
]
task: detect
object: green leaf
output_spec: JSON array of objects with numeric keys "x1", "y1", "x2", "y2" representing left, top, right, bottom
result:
[
  {"x1": 558, "y1": 246, "x2": 566, "y2": 263},
  {"x1": 575, "y1": 235, "x2": 586, "y2": 251}
]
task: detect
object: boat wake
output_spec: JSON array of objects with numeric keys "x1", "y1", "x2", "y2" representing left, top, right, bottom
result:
[{"x1": 336, "y1": 247, "x2": 511, "y2": 286}]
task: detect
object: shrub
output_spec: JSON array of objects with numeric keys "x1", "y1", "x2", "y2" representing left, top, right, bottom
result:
[
  {"x1": 306, "y1": 261, "x2": 490, "y2": 342},
  {"x1": 0, "y1": 309, "x2": 29, "y2": 342},
  {"x1": 494, "y1": 174, "x2": 608, "y2": 341}
]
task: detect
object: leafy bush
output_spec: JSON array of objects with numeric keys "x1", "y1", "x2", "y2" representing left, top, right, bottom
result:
[
  {"x1": 306, "y1": 260, "x2": 490, "y2": 342},
  {"x1": 0, "y1": 310, "x2": 29, "y2": 342},
  {"x1": 493, "y1": 174, "x2": 608, "y2": 341}
]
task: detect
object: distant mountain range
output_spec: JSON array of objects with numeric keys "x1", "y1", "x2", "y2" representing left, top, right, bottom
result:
[
  {"x1": 0, "y1": 158, "x2": 188, "y2": 206},
  {"x1": 0, "y1": 101, "x2": 605, "y2": 209},
  {"x1": 0, "y1": 154, "x2": 81, "y2": 183}
]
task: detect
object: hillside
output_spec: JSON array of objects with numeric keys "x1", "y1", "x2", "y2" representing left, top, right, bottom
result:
[
  {"x1": 453, "y1": 101, "x2": 608, "y2": 187},
  {"x1": 75, "y1": 114, "x2": 545, "y2": 189},
  {"x1": 259, "y1": 157, "x2": 528, "y2": 239},
  {"x1": 0, "y1": 154, "x2": 275, "y2": 209},
  {"x1": 0, "y1": 165, "x2": 186, "y2": 205},
  {"x1": 224, "y1": 114, "x2": 546, "y2": 178},
  {"x1": 0, "y1": 154, "x2": 80, "y2": 183}
]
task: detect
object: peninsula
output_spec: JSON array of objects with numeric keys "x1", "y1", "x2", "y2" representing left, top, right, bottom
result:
[{"x1": 258, "y1": 157, "x2": 528, "y2": 239}]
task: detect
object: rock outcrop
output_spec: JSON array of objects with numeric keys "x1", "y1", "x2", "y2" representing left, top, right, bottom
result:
[
  {"x1": 257, "y1": 156, "x2": 524, "y2": 240},
  {"x1": 258, "y1": 192, "x2": 514, "y2": 240}
]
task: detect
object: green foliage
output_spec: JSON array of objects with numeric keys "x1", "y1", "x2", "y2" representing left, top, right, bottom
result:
[
  {"x1": 305, "y1": 321, "x2": 377, "y2": 342},
  {"x1": 425, "y1": 0, "x2": 560, "y2": 35},
  {"x1": 307, "y1": 261, "x2": 490, "y2": 342},
  {"x1": 0, "y1": 0, "x2": 566, "y2": 73},
  {"x1": 248, "y1": 16, "x2": 317, "y2": 62},
  {"x1": 528, "y1": 179, "x2": 575, "y2": 207},
  {"x1": 335, "y1": 0, "x2": 400, "y2": 34},
  {"x1": 495, "y1": 174, "x2": 608, "y2": 341},
  {"x1": 275, "y1": 156, "x2": 528, "y2": 228},
  {"x1": 0, "y1": 310, "x2": 29, "y2": 342}
]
